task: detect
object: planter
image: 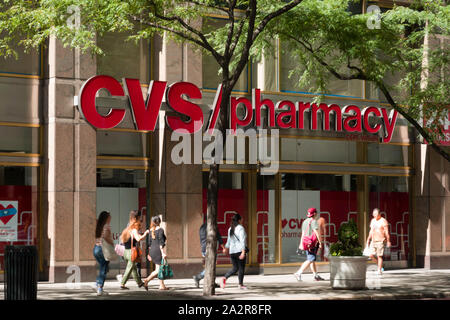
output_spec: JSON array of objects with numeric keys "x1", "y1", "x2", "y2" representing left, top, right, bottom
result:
[{"x1": 329, "y1": 256, "x2": 369, "y2": 290}]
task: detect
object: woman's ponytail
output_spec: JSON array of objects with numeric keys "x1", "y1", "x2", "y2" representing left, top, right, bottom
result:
[{"x1": 230, "y1": 214, "x2": 242, "y2": 237}]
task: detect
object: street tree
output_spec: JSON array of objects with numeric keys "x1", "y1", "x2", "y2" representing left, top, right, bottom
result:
[
  {"x1": 0, "y1": 0, "x2": 304, "y2": 296},
  {"x1": 264, "y1": 0, "x2": 449, "y2": 161}
]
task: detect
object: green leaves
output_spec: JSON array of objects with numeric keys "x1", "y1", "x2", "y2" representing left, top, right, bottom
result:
[{"x1": 330, "y1": 219, "x2": 363, "y2": 257}]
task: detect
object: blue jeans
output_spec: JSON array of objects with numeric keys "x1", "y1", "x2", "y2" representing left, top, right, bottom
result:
[
  {"x1": 93, "y1": 245, "x2": 110, "y2": 288},
  {"x1": 195, "y1": 252, "x2": 206, "y2": 280}
]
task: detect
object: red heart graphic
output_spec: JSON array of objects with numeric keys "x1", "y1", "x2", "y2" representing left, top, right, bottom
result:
[
  {"x1": 0, "y1": 215, "x2": 15, "y2": 225},
  {"x1": 0, "y1": 204, "x2": 17, "y2": 224},
  {"x1": 282, "y1": 219, "x2": 288, "y2": 229}
]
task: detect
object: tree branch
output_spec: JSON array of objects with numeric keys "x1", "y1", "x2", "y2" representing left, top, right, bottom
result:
[
  {"x1": 286, "y1": 34, "x2": 366, "y2": 81},
  {"x1": 228, "y1": 9, "x2": 249, "y2": 58},
  {"x1": 223, "y1": 0, "x2": 237, "y2": 61},
  {"x1": 252, "y1": 0, "x2": 303, "y2": 42},
  {"x1": 147, "y1": 1, "x2": 225, "y2": 66},
  {"x1": 229, "y1": 0, "x2": 256, "y2": 85},
  {"x1": 378, "y1": 82, "x2": 450, "y2": 162}
]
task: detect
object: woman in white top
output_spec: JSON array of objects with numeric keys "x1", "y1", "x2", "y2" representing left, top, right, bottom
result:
[
  {"x1": 93, "y1": 211, "x2": 114, "y2": 296},
  {"x1": 221, "y1": 213, "x2": 248, "y2": 290}
]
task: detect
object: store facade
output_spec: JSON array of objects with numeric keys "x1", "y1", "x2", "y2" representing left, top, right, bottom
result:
[{"x1": 0, "y1": 11, "x2": 449, "y2": 283}]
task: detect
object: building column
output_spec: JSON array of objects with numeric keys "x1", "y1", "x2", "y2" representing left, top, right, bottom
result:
[
  {"x1": 414, "y1": 144, "x2": 450, "y2": 269},
  {"x1": 42, "y1": 37, "x2": 97, "y2": 282},
  {"x1": 151, "y1": 34, "x2": 204, "y2": 277}
]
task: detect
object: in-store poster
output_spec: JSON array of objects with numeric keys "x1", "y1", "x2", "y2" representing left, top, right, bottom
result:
[{"x1": 0, "y1": 201, "x2": 18, "y2": 241}]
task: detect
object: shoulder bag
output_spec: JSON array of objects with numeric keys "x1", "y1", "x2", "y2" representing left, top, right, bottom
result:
[
  {"x1": 130, "y1": 231, "x2": 142, "y2": 263},
  {"x1": 102, "y1": 239, "x2": 118, "y2": 261}
]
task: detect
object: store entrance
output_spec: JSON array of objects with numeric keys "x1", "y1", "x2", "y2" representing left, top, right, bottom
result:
[{"x1": 96, "y1": 168, "x2": 148, "y2": 276}]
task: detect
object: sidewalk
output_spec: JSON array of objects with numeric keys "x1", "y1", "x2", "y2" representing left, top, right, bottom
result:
[{"x1": 1, "y1": 268, "x2": 450, "y2": 300}]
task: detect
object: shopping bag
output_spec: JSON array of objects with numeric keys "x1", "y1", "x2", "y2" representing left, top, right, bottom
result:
[
  {"x1": 323, "y1": 244, "x2": 330, "y2": 258},
  {"x1": 363, "y1": 246, "x2": 372, "y2": 257}
]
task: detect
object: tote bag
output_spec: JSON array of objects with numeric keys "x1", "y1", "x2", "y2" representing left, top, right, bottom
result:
[
  {"x1": 102, "y1": 239, "x2": 118, "y2": 261},
  {"x1": 158, "y1": 258, "x2": 174, "y2": 280}
]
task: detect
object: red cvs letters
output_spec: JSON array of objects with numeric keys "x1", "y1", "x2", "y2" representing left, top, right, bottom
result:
[{"x1": 79, "y1": 76, "x2": 398, "y2": 142}]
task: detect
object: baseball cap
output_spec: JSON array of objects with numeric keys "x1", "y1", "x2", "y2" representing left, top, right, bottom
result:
[{"x1": 307, "y1": 207, "x2": 317, "y2": 217}]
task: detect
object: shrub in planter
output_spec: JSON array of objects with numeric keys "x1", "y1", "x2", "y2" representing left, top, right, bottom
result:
[
  {"x1": 329, "y1": 219, "x2": 367, "y2": 289},
  {"x1": 329, "y1": 219, "x2": 363, "y2": 257}
]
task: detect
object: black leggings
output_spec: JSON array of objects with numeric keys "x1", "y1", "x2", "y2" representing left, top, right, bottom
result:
[{"x1": 224, "y1": 253, "x2": 246, "y2": 285}]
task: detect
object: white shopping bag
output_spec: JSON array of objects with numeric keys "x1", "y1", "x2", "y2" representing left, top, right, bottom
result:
[
  {"x1": 323, "y1": 244, "x2": 330, "y2": 258},
  {"x1": 363, "y1": 246, "x2": 372, "y2": 257}
]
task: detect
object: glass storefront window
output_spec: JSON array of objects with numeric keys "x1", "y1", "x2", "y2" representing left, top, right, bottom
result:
[
  {"x1": 97, "y1": 168, "x2": 148, "y2": 273},
  {"x1": 202, "y1": 18, "x2": 249, "y2": 93},
  {"x1": 97, "y1": 31, "x2": 151, "y2": 84},
  {"x1": 281, "y1": 138, "x2": 357, "y2": 163},
  {"x1": 369, "y1": 176, "x2": 410, "y2": 261},
  {"x1": 0, "y1": 166, "x2": 39, "y2": 272},
  {"x1": 368, "y1": 143, "x2": 410, "y2": 166},
  {"x1": 202, "y1": 171, "x2": 248, "y2": 265},
  {"x1": 0, "y1": 125, "x2": 40, "y2": 154},
  {"x1": 281, "y1": 173, "x2": 358, "y2": 263},
  {"x1": 279, "y1": 42, "x2": 363, "y2": 98},
  {"x1": 0, "y1": 46, "x2": 40, "y2": 76},
  {"x1": 97, "y1": 131, "x2": 150, "y2": 157}
]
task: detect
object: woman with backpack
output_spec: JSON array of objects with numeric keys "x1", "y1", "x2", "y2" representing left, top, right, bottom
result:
[
  {"x1": 221, "y1": 213, "x2": 248, "y2": 290},
  {"x1": 294, "y1": 207, "x2": 324, "y2": 282}
]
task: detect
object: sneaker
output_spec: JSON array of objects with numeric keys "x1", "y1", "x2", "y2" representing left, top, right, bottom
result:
[
  {"x1": 377, "y1": 270, "x2": 383, "y2": 276},
  {"x1": 116, "y1": 274, "x2": 123, "y2": 283},
  {"x1": 96, "y1": 287, "x2": 103, "y2": 296},
  {"x1": 294, "y1": 273, "x2": 302, "y2": 282},
  {"x1": 193, "y1": 276, "x2": 200, "y2": 288},
  {"x1": 239, "y1": 285, "x2": 248, "y2": 290},
  {"x1": 220, "y1": 277, "x2": 226, "y2": 289},
  {"x1": 314, "y1": 275, "x2": 325, "y2": 281},
  {"x1": 381, "y1": 267, "x2": 385, "y2": 272}
]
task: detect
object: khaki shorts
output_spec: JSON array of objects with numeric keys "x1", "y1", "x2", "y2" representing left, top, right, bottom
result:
[{"x1": 370, "y1": 241, "x2": 385, "y2": 257}]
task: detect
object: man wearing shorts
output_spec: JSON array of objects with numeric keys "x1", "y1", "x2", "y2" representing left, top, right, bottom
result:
[
  {"x1": 294, "y1": 208, "x2": 324, "y2": 282},
  {"x1": 366, "y1": 208, "x2": 391, "y2": 275}
]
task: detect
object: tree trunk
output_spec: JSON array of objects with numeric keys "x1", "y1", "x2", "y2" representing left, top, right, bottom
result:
[{"x1": 203, "y1": 85, "x2": 231, "y2": 296}]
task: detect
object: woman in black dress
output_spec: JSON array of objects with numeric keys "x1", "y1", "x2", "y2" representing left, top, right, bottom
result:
[{"x1": 143, "y1": 216, "x2": 169, "y2": 290}]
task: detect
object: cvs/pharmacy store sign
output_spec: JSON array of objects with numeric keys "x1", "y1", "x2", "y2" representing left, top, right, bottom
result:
[{"x1": 78, "y1": 75, "x2": 398, "y2": 142}]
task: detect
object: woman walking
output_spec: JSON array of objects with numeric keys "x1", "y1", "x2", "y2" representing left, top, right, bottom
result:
[
  {"x1": 93, "y1": 211, "x2": 113, "y2": 296},
  {"x1": 143, "y1": 216, "x2": 169, "y2": 290},
  {"x1": 120, "y1": 210, "x2": 150, "y2": 290},
  {"x1": 221, "y1": 213, "x2": 248, "y2": 290}
]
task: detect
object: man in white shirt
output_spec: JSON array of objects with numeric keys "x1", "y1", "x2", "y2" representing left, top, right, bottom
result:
[{"x1": 366, "y1": 208, "x2": 391, "y2": 275}]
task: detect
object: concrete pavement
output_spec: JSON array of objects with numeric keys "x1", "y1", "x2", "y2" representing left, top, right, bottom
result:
[{"x1": 2, "y1": 268, "x2": 450, "y2": 300}]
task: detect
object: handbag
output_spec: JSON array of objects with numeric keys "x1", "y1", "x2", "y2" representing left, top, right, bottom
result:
[
  {"x1": 102, "y1": 239, "x2": 118, "y2": 261},
  {"x1": 114, "y1": 243, "x2": 125, "y2": 257},
  {"x1": 130, "y1": 233, "x2": 142, "y2": 263},
  {"x1": 158, "y1": 258, "x2": 174, "y2": 280}
]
